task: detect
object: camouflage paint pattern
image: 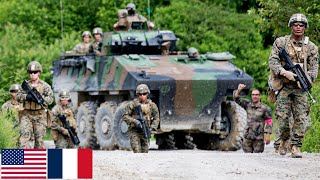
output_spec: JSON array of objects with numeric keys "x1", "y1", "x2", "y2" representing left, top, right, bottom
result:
[{"x1": 53, "y1": 30, "x2": 253, "y2": 134}]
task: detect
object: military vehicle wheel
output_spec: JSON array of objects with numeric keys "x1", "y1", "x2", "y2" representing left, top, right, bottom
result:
[
  {"x1": 211, "y1": 101, "x2": 246, "y2": 151},
  {"x1": 77, "y1": 101, "x2": 99, "y2": 149},
  {"x1": 95, "y1": 101, "x2": 117, "y2": 150},
  {"x1": 113, "y1": 101, "x2": 131, "y2": 150},
  {"x1": 175, "y1": 133, "x2": 196, "y2": 149},
  {"x1": 156, "y1": 133, "x2": 176, "y2": 149}
]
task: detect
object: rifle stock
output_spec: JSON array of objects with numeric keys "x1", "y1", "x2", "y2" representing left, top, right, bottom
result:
[{"x1": 58, "y1": 114, "x2": 80, "y2": 145}]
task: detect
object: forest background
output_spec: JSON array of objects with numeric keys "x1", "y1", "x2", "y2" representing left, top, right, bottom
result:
[{"x1": 0, "y1": 0, "x2": 319, "y2": 152}]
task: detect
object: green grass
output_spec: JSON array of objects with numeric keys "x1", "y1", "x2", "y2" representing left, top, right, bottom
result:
[{"x1": 0, "y1": 110, "x2": 20, "y2": 149}]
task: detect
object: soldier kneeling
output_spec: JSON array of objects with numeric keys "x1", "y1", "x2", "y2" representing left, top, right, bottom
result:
[{"x1": 51, "y1": 89, "x2": 78, "y2": 149}]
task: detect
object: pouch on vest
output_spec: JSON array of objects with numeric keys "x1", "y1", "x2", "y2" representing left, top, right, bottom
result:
[{"x1": 51, "y1": 129, "x2": 59, "y2": 141}]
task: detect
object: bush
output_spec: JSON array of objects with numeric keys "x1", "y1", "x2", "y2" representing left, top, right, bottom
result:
[
  {"x1": 302, "y1": 79, "x2": 320, "y2": 152},
  {"x1": 0, "y1": 110, "x2": 20, "y2": 149}
]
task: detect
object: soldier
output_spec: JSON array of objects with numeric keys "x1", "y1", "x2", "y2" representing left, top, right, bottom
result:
[
  {"x1": 72, "y1": 31, "x2": 92, "y2": 54},
  {"x1": 51, "y1": 89, "x2": 77, "y2": 149},
  {"x1": 234, "y1": 84, "x2": 272, "y2": 153},
  {"x1": 89, "y1": 27, "x2": 104, "y2": 56},
  {"x1": 16, "y1": 61, "x2": 54, "y2": 148},
  {"x1": 268, "y1": 13, "x2": 318, "y2": 158},
  {"x1": 123, "y1": 84, "x2": 160, "y2": 153},
  {"x1": 2, "y1": 84, "x2": 23, "y2": 112},
  {"x1": 114, "y1": 3, "x2": 154, "y2": 30}
]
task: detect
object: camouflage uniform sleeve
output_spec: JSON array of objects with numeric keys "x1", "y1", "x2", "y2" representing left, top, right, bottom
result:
[
  {"x1": 123, "y1": 101, "x2": 135, "y2": 125},
  {"x1": 150, "y1": 102, "x2": 160, "y2": 130},
  {"x1": 16, "y1": 86, "x2": 27, "y2": 103},
  {"x1": 2, "y1": 101, "x2": 9, "y2": 110},
  {"x1": 268, "y1": 37, "x2": 286, "y2": 75},
  {"x1": 42, "y1": 82, "x2": 54, "y2": 106},
  {"x1": 51, "y1": 105, "x2": 64, "y2": 132},
  {"x1": 263, "y1": 106, "x2": 273, "y2": 134},
  {"x1": 307, "y1": 42, "x2": 319, "y2": 82},
  {"x1": 233, "y1": 96, "x2": 250, "y2": 110},
  {"x1": 72, "y1": 43, "x2": 82, "y2": 53}
]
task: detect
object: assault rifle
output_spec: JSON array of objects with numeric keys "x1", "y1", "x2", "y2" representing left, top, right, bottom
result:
[
  {"x1": 58, "y1": 114, "x2": 80, "y2": 145},
  {"x1": 136, "y1": 105, "x2": 151, "y2": 139},
  {"x1": 279, "y1": 48, "x2": 316, "y2": 103},
  {"x1": 21, "y1": 80, "x2": 47, "y2": 110}
]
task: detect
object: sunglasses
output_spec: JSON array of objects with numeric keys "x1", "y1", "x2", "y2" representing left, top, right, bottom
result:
[
  {"x1": 29, "y1": 71, "x2": 39, "y2": 74},
  {"x1": 10, "y1": 90, "x2": 18, "y2": 93},
  {"x1": 251, "y1": 94, "x2": 260, "y2": 96},
  {"x1": 292, "y1": 23, "x2": 305, "y2": 27},
  {"x1": 138, "y1": 93, "x2": 148, "y2": 96}
]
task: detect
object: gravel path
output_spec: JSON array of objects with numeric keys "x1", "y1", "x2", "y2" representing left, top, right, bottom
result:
[{"x1": 92, "y1": 142, "x2": 320, "y2": 180}]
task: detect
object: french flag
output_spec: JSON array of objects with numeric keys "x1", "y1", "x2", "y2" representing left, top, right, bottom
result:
[
  {"x1": 1, "y1": 149, "x2": 92, "y2": 179},
  {"x1": 48, "y1": 149, "x2": 92, "y2": 179}
]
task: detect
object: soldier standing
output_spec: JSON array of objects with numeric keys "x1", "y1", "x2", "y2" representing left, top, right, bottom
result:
[
  {"x1": 123, "y1": 84, "x2": 160, "y2": 153},
  {"x1": 89, "y1": 27, "x2": 104, "y2": 56},
  {"x1": 51, "y1": 89, "x2": 77, "y2": 149},
  {"x1": 268, "y1": 13, "x2": 318, "y2": 158},
  {"x1": 234, "y1": 84, "x2": 273, "y2": 153},
  {"x1": 2, "y1": 84, "x2": 23, "y2": 112},
  {"x1": 125, "y1": 3, "x2": 154, "y2": 29},
  {"x1": 17, "y1": 61, "x2": 54, "y2": 148},
  {"x1": 72, "y1": 31, "x2": 92, "y2": 54}
]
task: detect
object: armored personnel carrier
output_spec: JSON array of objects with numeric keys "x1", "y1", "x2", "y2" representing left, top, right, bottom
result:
[{"x1": 52, "y1": 12, "x2": 253, "y2": 151}]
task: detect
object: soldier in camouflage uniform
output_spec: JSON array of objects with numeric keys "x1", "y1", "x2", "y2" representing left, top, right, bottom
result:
[
  {"x1": 268, "y1": 13, "x2": 318, "y2": 158},
  {"x1": 123, "y1": 84, "x2": 160, "y2": 153},
  {"x1": 2, "y1": 84, "x2": 23, "y2": 112},
  {"x1": 51, "y1": 89, "x2": 77, "y2": 149},
  {"x1": 17, "y1": 61, "x2": 54, "y2": 148},
  {"x1": 234, "y1": 84, "x2": 273, "y2": 153},
  {"x1": 113, "y1": 3, "x2": 154, "y2": 30},
  {"x1": 89, "y1": 27, "x2": 105, "y2": 56},
  {"x1": 72, "y1": 31, "x2": 92, "y2": 54}
]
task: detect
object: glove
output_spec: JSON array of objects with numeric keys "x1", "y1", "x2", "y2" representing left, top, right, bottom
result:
[
  {"x1": 297, "y1": 81, "x2": 302, "y2": 89},
  {"x1": 26, "y1": 93, "x2": 34, "y2": 101},
  {"x1": 133, "y1": 119, "x2": 143, "y2": 130},
  {"x1": 62, "y1": 129, "x2": 69, "y2": 136},
  {"x1": 280, "y1": 69, "x2": 296, "y2": 81}
]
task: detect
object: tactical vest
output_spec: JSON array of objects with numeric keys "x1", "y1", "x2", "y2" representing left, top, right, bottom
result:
[
  {"x1": 133, "y1": 100, "x2": 151, "y2": 127},
  {"x1": 24, "y1": 81, "x2": 44, "y2": 110}
]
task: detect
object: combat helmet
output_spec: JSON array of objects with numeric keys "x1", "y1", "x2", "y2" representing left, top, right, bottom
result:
[
  {"x1": 136, "y1": 84, "x2": 150, "y2": 95},
  {"x1": 188, "y1": 47, "x2": 200, "y2": 58},
  {"x1": 288, "y1": 13, "x2": 308, "y2": 28},
  {"x1": 58, "y1": 89, "x2": 71, "y2": 100},
  {"x1": 93, "y1": 27, "x2": 103, "y2": 35},
  {"x1": 27, "y1": 61, "x2": 43, "y2": 72},
  {"x1": 9, "y1": 84, "x2": 19, "y2": 93},
  {"x1": 82, "y1": 31, "x2": 92, "y2": 38},
  {"x1": 126, "y1": 3, "x2": 136, "y2": 11}
]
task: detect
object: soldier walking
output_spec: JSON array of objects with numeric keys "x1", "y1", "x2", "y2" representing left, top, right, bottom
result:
[
  {"x1": 2, "y1": 84, "x2": 23, "y2": 112},
  {"x1": 123, "y1": 84, "x2": 159, "y2": 153},
  {"x1": 234, "y1": 84, "x2": 273, "y2": 153},
  {"x1": 51, "y1": 89, "x2": 77, "y2": 149},
  {"x1": 17, "y1": 61, "x2": 54, "y2": 148},
  {"x1": 268, "y1": 13, "x2": 318, "y2": 158}
]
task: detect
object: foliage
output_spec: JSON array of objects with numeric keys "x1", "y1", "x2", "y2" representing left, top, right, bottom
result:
[
  {"x1": 0, "y1": 110, "x2": 20, "y2": 149},
  {"x1": 302, "y1": 79, "x2": 320, "y2": 152},
  {"x1": 0, "y1": 23, "x2": 79, "y2": 105},
  {"x1": 257, "y1": 0, "x2": 320, "y2": 45}
]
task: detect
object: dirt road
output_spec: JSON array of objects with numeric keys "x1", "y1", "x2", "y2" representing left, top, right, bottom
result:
[{"x1": 93, "y1": 142, "x2": 320, "y2": 180}]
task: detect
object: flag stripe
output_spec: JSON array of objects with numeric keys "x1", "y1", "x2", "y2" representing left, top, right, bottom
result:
[
  {"x1": 47, "y1": 149, "x2": 62, "y2": 179},
  {"x1": 78, "y1": 149, "x2": 93, "y2": 179},
  {"x1": 2, "y1": 172, "x2": 46, "y2": 174},
  {"x1": 24, "y1": 149, "x2": 46, "y2": 152},
  {"x1": 63, "y1": 149, "x2": 78, "y2": 179},
  {"x1": 1, "y1": 176, "x2": 47, "y2": 179},
  {"x1": 1, "y1": 167, "x2": 46, "y2": 170}
]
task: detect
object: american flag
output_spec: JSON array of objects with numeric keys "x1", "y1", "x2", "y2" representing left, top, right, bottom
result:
[{"x1": 1, "y1": 149, "x2": 47, "y2": 179}]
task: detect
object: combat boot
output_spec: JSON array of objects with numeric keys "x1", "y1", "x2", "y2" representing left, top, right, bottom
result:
[
  {"x1": 291, "y1": 145, "x2": 302, "y2": 158},
  {"x1": 279, "y1": 140, "x2": 288, "y2": 155}
]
